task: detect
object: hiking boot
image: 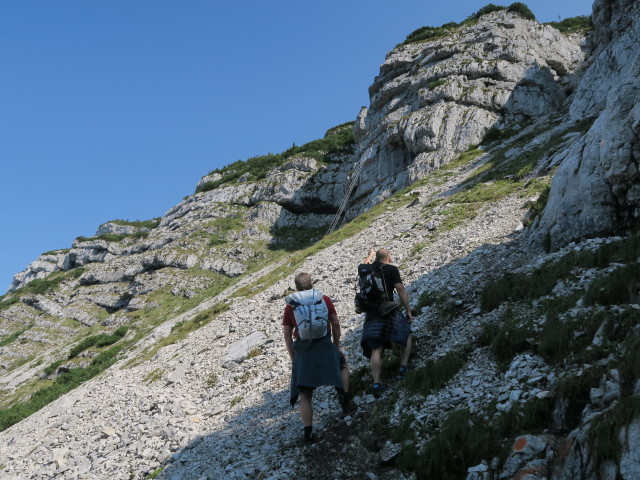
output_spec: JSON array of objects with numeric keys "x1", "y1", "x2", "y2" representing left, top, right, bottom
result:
[
  {"x1": 397, "y1": 365, "x2": 409, "y2": 380},
  {"x1": 304, "y1": 432, "x2": 317, "y2": 444},
  {"x1": 371, "y1": 383, "x2": 385, "y2": 397},
  {"x1": 341, "y1": 399, "x2": 358, "y2": 415}
]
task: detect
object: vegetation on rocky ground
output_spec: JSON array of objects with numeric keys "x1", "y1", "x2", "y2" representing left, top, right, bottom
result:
[
  {"x1": 400, "y1": 2, "x2": 536, "y2": 46},
  {"x1": 195, "y1": 121, "x2": 355, "y2": 194},
  {"x1": 544, "y1": 15, "x2": 592, "y2": 34}
]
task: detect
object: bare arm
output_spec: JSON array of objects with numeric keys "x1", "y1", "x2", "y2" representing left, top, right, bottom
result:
[
  {"x1": 394, "y1": 283, "x2": 413, "y2": 322},
  {"x1": 283, "y1": 325, "x2": 294, "y2": 362},
  {"x1": 329, "y1": 312, "x2": 341, "y2": 348},
  {"x1": 363, "y1": 247, "x2": 375, "y2": 264}
]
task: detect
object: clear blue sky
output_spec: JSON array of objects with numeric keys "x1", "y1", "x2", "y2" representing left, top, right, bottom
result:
[{"x1": 0, "y1": 0, "x2": 594, "y2": 292}]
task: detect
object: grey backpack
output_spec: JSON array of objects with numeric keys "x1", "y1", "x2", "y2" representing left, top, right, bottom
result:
[{"x1": 285, "y1": 289, "x2": 329, "y2": 340}]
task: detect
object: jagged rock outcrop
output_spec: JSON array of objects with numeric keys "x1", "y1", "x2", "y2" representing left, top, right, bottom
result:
[
  {"x1": 531, "y1": 0, "x2": 640, "y2": 249},
  {"x1": 349, "y1": 11, "x2": 584, "y2": 214}
]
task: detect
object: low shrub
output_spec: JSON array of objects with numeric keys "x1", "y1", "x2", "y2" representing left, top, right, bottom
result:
[
  {"x1": 545, "y1": 15, "x2": 592, "y2": 34},
  {"x1": 506, "y1": 2, "x2": 536, "y2": 21}
]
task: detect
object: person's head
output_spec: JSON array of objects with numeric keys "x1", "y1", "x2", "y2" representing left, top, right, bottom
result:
[
  {"x1": 294, "y1": 272, "x2": 313, "y2": 291},
  {"x1": 376, "y1": 248, "x2": 392, "y2": 264}
]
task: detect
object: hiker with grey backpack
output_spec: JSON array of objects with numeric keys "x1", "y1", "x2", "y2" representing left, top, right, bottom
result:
[
  {"x1": 357, "y1": 247, "x2": 413, "y2": 396},
  {"x1": 283, "y1": 272, "x2": 357, "y2": 444}
]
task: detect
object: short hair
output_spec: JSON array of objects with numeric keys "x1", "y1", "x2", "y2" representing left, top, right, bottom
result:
[
  {"x1": 294, "y1": 272, "x2": 313, "y2": 291},
  {"x1": 376, "y1": 248, "x2": 390, "y2": 262}
]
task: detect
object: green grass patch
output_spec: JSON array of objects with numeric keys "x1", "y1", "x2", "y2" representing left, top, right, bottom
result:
[
  {"x1": 0, "y1": 343, "x2": 126, "y2": 432},
  {"x1": 428, "y1": 79, "x2": 447, "y2": 90},
  {"x1": 107, "y1": 218, "x2": 161, "y2": 229},
  {"x1": 144, "y1": 368, "x2": 164, "y2": 384},
  {"x1": 133, "y1": 303, "x2": 230, "y2": 366},
  {"x1": 489, "y1": 309, "x2": 534, "y2": 369},
  {"x1": 397, "y1": 395, "x2": 553, "y2": 479},
  {"x1": 404, "y1": 351, "x2": 466, "y2": 394},
  {"x1": 68, "y1": 326, "x2": 128, "y2": 359},
  {"x1": 0, "y1": 295, "x2": 21, "y2": 312},
  {"x1": 589, "y1": 395, "x2": 640, "y2": 469},
  {"x1": 0, "y1": 324, "x2": 32, "y2": 347},
  {"x1": 147, "y1": 467, "x2": 165, "y2": 479},
  {"x1": 544, "y1": 15, "x2": 592, "y2": 34},
  {"x1": 584, "y1": 263, "x2": 640, "y2": 307},
  {"x1": 481, "y1": 231, "x2": 640, "y2": 311},
  {"x1": 196, "y1": 122, "x2": 354, "y2": 194},
  {"x1": 269, "y1": 225, "x2": 328, "y2": 252},
  {"x1": 42, "y1": 248, "x2": 71, "y2": 256}
]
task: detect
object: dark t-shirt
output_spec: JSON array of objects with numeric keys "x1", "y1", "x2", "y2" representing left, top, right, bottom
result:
[{"x1": 373, "y1": 261, "x2": 402, "y2": 301}]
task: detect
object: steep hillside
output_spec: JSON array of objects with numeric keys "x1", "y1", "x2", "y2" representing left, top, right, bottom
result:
[{"x1": 1, "y1": 1, "x2": 639, "y2": 479}]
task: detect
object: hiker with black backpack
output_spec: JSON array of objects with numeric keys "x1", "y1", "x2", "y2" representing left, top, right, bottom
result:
[
  {"x1": 358, "y1": 247, "x2": 413, "y2": 395},
  {"x1": 283, "y1": 272, "x2": 357, "y2": 444}
]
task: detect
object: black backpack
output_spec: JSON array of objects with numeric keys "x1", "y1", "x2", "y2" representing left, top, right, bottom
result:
[{"x1": 354, "y1": 263, "x2": 385, "y2": 313}]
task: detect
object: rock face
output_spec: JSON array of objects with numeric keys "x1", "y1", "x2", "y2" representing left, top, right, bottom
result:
[
  {"x1": 1, "y1": 3, "x2": 640, "y2": 480},
  {"x1": 349, "y1": 11, "x2": 584, "y2": 215},
  {"x1": 531, "y1": 0, "x2": 640, "y2": 249}
]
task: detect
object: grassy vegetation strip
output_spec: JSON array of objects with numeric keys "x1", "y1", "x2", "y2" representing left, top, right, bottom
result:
[
  {"x1": 76, "y1": 231, "x2": 149, "y2": 243},
  {"x1": 404, "y1": 352, "x2": 466, "y2": 394},
  {"x1": 0, "y1": 325, "x2": 33, "y2": 347},
  {"x1": 400, "y1": 2, "x2": 535, "y2": 46},
  {"x1": 129, "y1": 302, "x2": 230, "y2": 366},
  {"x1": 395, "y1": 396, "x2": 553, "y2": 479},
  {"x1": 68, "y1": 326, "x2": 128, "y2": 359},
  {"x1": 589, "y1": 395, "x2": 640, "y2": 468},
  {"x1": 108, "y1": 218, "x2": 161, "y2": 229},
  {"x1": 481, "y1": 232, "x2": 640, "y2": 311},
  {"x1": 544, "y1": 15, "x2": 592, "y2": 34},
  {"x1": 0, "y1": 343, "x2": 126, "y2": 432},
  {"x1": 196, "y1": 122, "x2": 354, "y2": 194}
]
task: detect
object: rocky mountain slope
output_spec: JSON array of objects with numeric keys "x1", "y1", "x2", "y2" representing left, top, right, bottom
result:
[{"x1": 1, "y1": 1, "x2": 639, "y2": 479}]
